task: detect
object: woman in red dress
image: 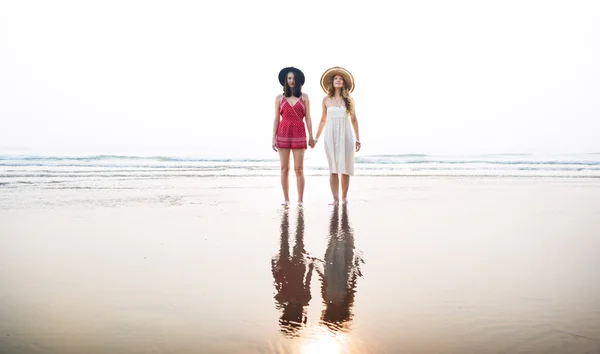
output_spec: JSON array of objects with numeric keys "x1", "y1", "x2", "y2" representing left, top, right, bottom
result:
[{"x1": 272, "y1": 67, "x2": 315, "y2": 207}]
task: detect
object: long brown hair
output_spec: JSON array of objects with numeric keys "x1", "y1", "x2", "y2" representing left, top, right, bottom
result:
[
  {"x1": 283, "y1": 72, "x2": 303, "y2": 98},
  {"x1": 326, "y1": 75, "x2": 354, "y2": 115}
]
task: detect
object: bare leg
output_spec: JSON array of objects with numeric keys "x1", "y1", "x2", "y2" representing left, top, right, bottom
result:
[
  {"x1": 278, "y1": 148, "x2": 291, "y2": 205},
  {"x1": 329, "y1": 173, "x2": 339, "y2": 205},
  {"x1": 292, "y1": 149, "x2": 305, "y2": 205},
  {"x1": 341, "y1": 174, "x2": 350, "y2": 204}
]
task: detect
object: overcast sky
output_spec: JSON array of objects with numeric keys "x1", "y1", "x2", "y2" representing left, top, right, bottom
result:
[{"x1": 1, "y1": 0, "x2": 598, "y2": 158}]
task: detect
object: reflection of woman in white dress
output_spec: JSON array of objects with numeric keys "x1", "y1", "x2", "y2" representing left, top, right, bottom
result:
[
  {"x1": 313, "y1": 67, "x2": 361, "y2": 205},
  {"x1": 316, "y1": 204, "x2": 364, "y2": 332}
]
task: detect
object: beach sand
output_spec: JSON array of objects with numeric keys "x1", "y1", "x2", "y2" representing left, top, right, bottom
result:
[{"x1": 1, "y1": 176, "x2": 599, "y2": 353}]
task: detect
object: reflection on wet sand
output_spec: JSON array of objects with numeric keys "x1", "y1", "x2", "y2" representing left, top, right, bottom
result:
[
  {"x1": 317, "y1": 204, "x2": 365, "y2": 333},
  {"x1": 270, "y1": 204, "x2": 365, "y2": 350},
  {"x1": 271, "y1": 208, "x2": 315, "y2": 337}
]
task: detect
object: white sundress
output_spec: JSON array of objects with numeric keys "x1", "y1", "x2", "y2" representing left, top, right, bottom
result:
[{"x1": 324, "y1": 106, "x2": 355, "y2": 175}]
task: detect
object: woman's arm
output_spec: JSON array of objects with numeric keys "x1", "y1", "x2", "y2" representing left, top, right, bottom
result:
[
  {"x1": 314, "y1": 97, "x2": 329, "y2": 145},
  {"x1": 350, "y1": 97, "x2": 361, "y2": 152},
  {"x1": 303, "y1": 93, "x2": 315, "y2": 147},
  {"x1": 272, "y1": 95, "x2": 281, "y2": 151}
]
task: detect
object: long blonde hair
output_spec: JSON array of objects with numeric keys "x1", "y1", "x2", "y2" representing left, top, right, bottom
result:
[{"x1": 326, "y1": 76, "x2": 354, "y2": 115}]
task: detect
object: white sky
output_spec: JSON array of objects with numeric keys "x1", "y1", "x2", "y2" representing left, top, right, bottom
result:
[{"x1": 1, "y1": 0, "x2": 599, "y2": 158}]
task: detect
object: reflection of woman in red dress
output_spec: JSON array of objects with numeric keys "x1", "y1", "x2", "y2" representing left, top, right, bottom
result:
[
  {"x1": 271, "y1": 208, "x2": 315, "y2": 337},
  {"x1": 271, "y1": 67, "x2": 315, "y2": 207}
]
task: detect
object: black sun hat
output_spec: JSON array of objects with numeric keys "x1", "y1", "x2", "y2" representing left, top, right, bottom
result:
[{"x1": 278, "y1": 67, "x2": 305, "y2": 86}]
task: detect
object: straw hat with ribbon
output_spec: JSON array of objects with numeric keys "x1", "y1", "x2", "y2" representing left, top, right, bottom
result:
[{"x1": 320, "y1": 67, "x2": 355, "y2": 94}]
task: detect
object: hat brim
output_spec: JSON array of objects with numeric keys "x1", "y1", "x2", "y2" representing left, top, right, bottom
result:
[
  {"x1": 279, "y1": 67, "x2": 305, "y2": 86},
  {"x1": 320, "y1": 67, "x2": 355, "y2": 94}
]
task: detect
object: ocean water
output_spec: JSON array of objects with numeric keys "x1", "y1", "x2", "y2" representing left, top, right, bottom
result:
[
  {"x1": 2, "y1": 153, "x2": 600, "y2": 353},
  {"x1": 1, "y1": 153, "x2": 599, "y2": 189}
]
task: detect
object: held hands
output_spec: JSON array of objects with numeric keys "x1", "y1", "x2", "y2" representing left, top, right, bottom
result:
[{"x1": 303, "y1": 136, "x2": 358, "y2": 150}]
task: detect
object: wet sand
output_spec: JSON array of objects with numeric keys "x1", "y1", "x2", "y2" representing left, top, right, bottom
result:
[{"x1": 1, "y1": 176, "x2": 600, "y2": 353}]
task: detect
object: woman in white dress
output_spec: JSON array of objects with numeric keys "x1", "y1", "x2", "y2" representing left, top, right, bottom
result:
[{"x1": 313, "y1": 67, "x2": 361, "y2": 205}]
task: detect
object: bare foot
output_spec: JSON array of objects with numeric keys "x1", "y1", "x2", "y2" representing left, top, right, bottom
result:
[
  {"x1": 342, "y1": 199, "x2": 348, "y2": 205},
  {"x1": 281, "y1": 200, "x2": 290, "y2": 208},
  {"x1": 298, "y1": 202, "x2": 303, "y2": 207},
  {"x1": 328, "y1": 199, "x2": 339, "y2": 206}
]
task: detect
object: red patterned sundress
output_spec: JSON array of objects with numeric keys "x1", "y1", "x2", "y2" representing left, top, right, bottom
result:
[{"x1": 276, "y1": 95, "x2": 307, "y2": 149}]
